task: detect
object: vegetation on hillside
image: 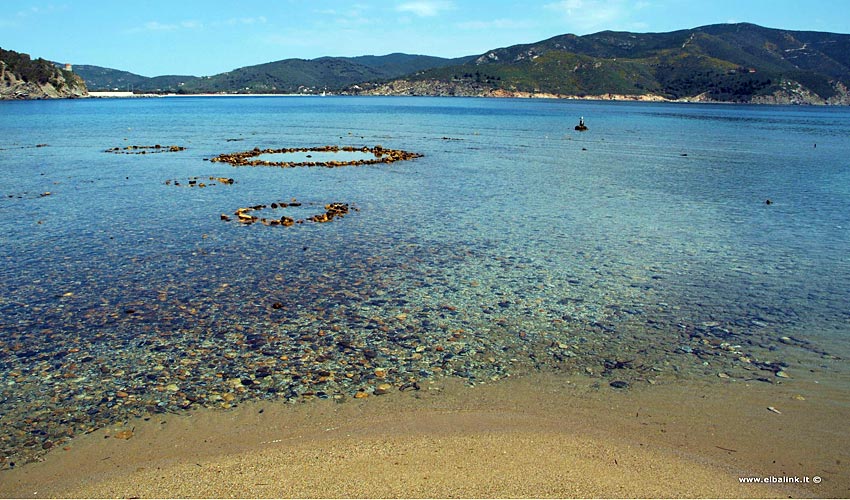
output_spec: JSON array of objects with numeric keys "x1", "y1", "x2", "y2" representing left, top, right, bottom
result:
[
  {"x1": 365, "y1": 23, "x2": 850, "y2": 102},
  {"x1": 70, "y1": 23, "x2": 850, "y2": 103},
  {"x1": 74, "y1": 53, "x2": 471, "y2": 94},
  {"x1": 1, "y1": 47, "x2": 80, "y2": 90}
]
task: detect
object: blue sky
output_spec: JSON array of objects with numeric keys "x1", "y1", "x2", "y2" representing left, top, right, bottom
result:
[{"x1": 2, "y1": 1, "x2": 848, "y2": 77}]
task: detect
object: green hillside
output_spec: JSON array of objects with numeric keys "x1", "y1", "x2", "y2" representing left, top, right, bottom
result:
[
  {"x1": 71, "y1": 23, "x2": 850, "y2": 103},
  {"x1": 364, "y1": 23, "x2": 850, "y2": 103},
  {"x1": 182, "y1": 57, "x2": 386, "y2": 93},
  {"x1": 74, "y1": 53, "x2": 469, "y2": 94},
  {"x1": 71, "y1": 65, "x2": 197, "y2": 92}
]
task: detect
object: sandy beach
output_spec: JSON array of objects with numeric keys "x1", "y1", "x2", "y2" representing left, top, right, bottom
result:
[{"x1": 2, "y1": 367, "x2": 847, "y2": 499}]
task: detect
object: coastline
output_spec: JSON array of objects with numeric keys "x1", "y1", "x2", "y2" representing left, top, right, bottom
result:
[
  {"x1": 76, "y1": 91, "x2": 673, "y2": 101},
  {"x1": 10, "y1": 91, "x2": 847, "y2": 105},
  {"x1": 83, "y1": 92, "x2": 324, "y2": 99},
  {"x1": 347, "y1": 78, "x2": 850, "y2": 105},
  {"x1": 2, "y1": 370, "x2": 846, "y2": 498}
]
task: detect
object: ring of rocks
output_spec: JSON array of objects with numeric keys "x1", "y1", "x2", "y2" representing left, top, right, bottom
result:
[
  {"x1": 208, "y1": 145, "x2": 422, "y2": 168},
  {"x1": 105, "y1": 145, "x2": 186, "y2": 154},
  {"x1": 221, "y1": 200, "x2": 356, "y2": 227}
]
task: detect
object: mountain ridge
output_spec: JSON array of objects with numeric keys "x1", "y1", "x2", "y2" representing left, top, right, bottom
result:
[
  {"x1": 74, "y1": 53, "x2": 474, "y2": 94},
  {"x1": 350, "y1": 23, "x2": 850, "y2": 104},
  {"x1": 6, "y1": 23, "x2": 850, "y2": 104}
]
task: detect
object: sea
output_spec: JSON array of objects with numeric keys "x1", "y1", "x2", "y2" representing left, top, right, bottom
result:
[{"x1": 1, "y1": 96, "x2": 848, "y2": 467}]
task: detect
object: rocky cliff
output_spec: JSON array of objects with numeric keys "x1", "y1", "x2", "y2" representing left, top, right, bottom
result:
[
  {"x1": 353, "y1": 75, "x2": 850, "y2": 105},
  {"x1": 748, "y1": 79, "x2": 850, "y2": 105},
  {"x1": 1, "y1": 48, "x2": 88, "y2": 100},
  {"x1": 349, "y1": 78, "x2": 671, "y2": 101}
]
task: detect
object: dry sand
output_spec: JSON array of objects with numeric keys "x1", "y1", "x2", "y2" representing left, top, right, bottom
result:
[{"x1": 1, "y1": 369, "x2": 847, "y2": 498}]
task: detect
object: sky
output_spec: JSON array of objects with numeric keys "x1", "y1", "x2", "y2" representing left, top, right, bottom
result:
[{"x1": 2, "y1": 0, "x2": 849, "y2": 77}]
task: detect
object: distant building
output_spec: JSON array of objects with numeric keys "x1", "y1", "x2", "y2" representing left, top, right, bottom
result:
[{"x1": 64, "y1": 63, "x2": 73, "y2": 72}]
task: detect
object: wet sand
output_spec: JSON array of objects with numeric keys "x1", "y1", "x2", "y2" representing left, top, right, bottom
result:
[{"x1": 1, "y1": 369, "x2": 847, "y2": 498}]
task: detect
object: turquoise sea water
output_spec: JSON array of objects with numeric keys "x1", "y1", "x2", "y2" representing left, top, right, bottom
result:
[{"x1": 1, "y1": 96, "x2": 849, "y2": 466}]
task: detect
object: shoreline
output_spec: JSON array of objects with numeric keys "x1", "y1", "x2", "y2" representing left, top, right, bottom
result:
[
  {"x1": 2, "y1": 370, "x2": 846, "y2": 498},
  {"x1": 17, "y1": 90, "x2": 839, "y2": 105}
]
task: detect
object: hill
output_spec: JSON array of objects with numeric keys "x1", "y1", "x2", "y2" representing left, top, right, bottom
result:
[
  {"x1": 353, "y1": 23, "x2": 850, "y2": 104},
  {"x1": 69, "y1": 65, "x2": 196, "y2": 93},
  {"x1": 74, "y1": 53, "x2": 471, "y2": 94},
  {"x1": 67, "y1": 24, "x2": 850, "y2": 103},
  {"x1": 1, "y1": 47, "x2": 87, "y2": 99}
]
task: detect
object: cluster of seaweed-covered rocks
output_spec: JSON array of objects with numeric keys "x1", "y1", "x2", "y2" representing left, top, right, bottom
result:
[
  {"x1": 105, "y1": 145, "x2": 186, "y2": 154},
  {"x1": 165, "y1": 176, "x2": 236, "y2": 188},
  {"x1": 209, "y1": 145, "x2": 422, "y2": 168},
  {"x1": 221, "y1": 200, "x2": 356, "y2": 227}
]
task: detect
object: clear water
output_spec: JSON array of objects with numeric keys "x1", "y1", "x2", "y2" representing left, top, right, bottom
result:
[
  {"x1": 1, "y1": 96, "x2": 849, "y2": 465},
  {"x1": 253, "y1": 151, "x2": 379, "y2": 164}
]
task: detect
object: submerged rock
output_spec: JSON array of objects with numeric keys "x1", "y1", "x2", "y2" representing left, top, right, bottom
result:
[{"x1": 105, "y1": 145, "x2": 186, "y2": 154}]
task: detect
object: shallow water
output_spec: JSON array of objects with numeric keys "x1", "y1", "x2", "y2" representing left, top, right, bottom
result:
[
  {"x1": 1, "y1": 96, "x2": 848, "y2": 467},
  {"x1": 253, "y1": 151, "x2": 378, "y2": 163}
]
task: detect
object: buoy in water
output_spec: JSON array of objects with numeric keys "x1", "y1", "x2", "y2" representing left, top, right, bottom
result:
[{"x1": 575, "y1": 116, "x2": 588, "y2": 131}]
